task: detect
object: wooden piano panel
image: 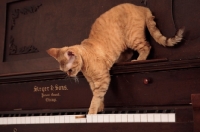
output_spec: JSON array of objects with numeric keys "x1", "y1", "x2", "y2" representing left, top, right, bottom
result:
[
  {"x1": 0, "y1": 0, "x2": 145, "y2": 76},
  {"x1": 192, "y1": 94, "x2": 200, "y2": 132},
  {"x1": 0, "y1": 0, "x2": 200, "y2": 76},
  {"x1": 0, "y1": 78, "x2": 92, "y2": 111},
  {"x1": 147, "y1": 0, "x2": 200, "y2": 60},
  {"x1": 1, "y1": 65, "x2": 200, "y2": 111}
]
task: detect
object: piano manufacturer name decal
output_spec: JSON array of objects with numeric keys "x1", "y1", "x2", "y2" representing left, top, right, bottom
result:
[{"x1": 33, "y1": 84, "x2": 68, "y2": 102}]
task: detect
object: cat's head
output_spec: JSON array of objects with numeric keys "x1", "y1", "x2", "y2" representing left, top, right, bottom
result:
[{"x1": 46, "y1": 46, "x2": 83, "y2": 77}]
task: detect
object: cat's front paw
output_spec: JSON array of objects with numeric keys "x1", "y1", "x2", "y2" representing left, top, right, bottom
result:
[
  {"x1": 98, "y1": 102, "x2": 104, "y2": 112},
  {"x1": 88, "y1": 108, "x2": 98, "y2": 114}
]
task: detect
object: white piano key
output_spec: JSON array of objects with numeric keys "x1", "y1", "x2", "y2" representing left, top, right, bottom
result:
[
  {"x1": 11, "y1": 117, "x2": 17, "y2": 124},
  {"x1": 54, "y1": 116, "x2": 59, "y2": 123},
  {"x1": 0, "y1": 117, "x2": 7, "y2": 125},
  {"x1": 140, "y1": 114, "x2": 148, "y2": 122},
  {"x1": 115, "y1": 114, "x2": 121, "y2": 122},
  {"x1": 109, "y1": 114, "x2": 115, "y2": 122},
  {"x1": 7, "y1": 117, "x2": 13, "y2": 124},
  {"x1": 69, "y1": 115, "x2": 76, "y2": 123},
  {"x1": 147, "y1": 114, "x2": 154, "y2": 122},
  {"x1": 121, "y1": 114, "x2": 127, "y2": 122},
  {"x1": 77, "y1": 115, "x2": 86, "y2": 123},
  {"x1": 97, "y1": 114, "x2": 104, "y2": 122},
  {"x1": 75, "y1": 115, "x2": 86, "y2": 123},
  {"x1": 92, "y1": 115, "x2": 98, "y2": 123},
  {"x1": 64, "y1": 115, "x2": 69, "y2": 123},
  {"x1": 74, "y1": 115, "x2": 86, "y2": 123},
  {"x1": 59, "y1": 116, "x2": 65, "y2": 123},
  {"x1": 25, "y1": 117, "x2": 31, "y2": 124},
  {"x1": 44, "y1": 116, "x2": 50, "y2": 123},
  {"x1": 49, "y1": 116, "x2": 55, "y2": 123},
  {"x1": 103, "y1": 114, "x2": 110, "y2": 122},
  {"x1": 36, "y1": 116, "x2": 40, "y2": 124},
  {"x1": 39, "y1": 116, "x2": 45, "y2": 123},
  {"x1": 3, "y1": 118, "x2": 7, "y2": 125},
  {"x1": 86, "y1": 115, "x2": 92, "y2": 123},
  {"x1": 161, "y1": 114, "x2": 168, "y2": 122},
  {"x1": 80, "y1": 118, "x2": 87, "y2": 123},
  {"x1": 30, "y1": 116, "x2": 35, "y2": 124},
  {"x1": 127, "y1": 114, "x2": 134, "y2": 122},
  {"x1": 0, "y1": 118, "x2": 3, "y2": 124},
  {"x1": 134, "y1": 114, "x2": 141, "y2": 122},
  {"x1": 16, "y1": 117, "x2": 21, "y2": 124},
  {"x1": 68, "y1": 115, "x2": 84, "y2": 123},
  {"x1": 168, "y1": 113, "x2": 175, "y2": 122},
  {"x1": 75, "y1": 118, "x2": 81, "y2": 123},
  {"x1": 154, "y1": 114, "x2": 161, "y2": 122},
  {"x1": 21, "y1": 117, "x2": 26, "y2": 124}
]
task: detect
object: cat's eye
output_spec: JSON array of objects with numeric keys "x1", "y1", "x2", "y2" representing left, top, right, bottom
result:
[
  {"x1": 60, "y1": 61, "x2": 65, "y2": 67},
  {"x1": 68, "y1": 51, "x2": 74, "y2": 56}
]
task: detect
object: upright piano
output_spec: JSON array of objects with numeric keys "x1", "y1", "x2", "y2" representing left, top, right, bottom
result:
[{"x1": 0, "y1": 0, "x2": 200, "y2": 132}]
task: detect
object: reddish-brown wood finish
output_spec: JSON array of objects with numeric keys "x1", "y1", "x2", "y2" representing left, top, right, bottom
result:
[
  {"x1": 0, "y1": 68, "x2": 200, "y2": 111},
  {"x1": 0, "y1": 0, "x2": 200, "y2": 132},
  {"x1": 192, "y1": 94, "x2": 200, "y2": 132},
  {"x1": 0, "y1": 123, "x2": 194, "y2": 132},
  {"x1": 0, "y1": 0, "x2": 200, "y2": 76}
]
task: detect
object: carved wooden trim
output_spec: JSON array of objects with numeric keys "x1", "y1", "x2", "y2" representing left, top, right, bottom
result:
[
  {"x1": 9, "y1": 36, "x2": 39, "y2": 55},
  {"x1": 8, "y1": 3, "x2": 42, "y2": 55},
  {"x1": 10, "y1": 4, "x2": 42, "y2": 30}
]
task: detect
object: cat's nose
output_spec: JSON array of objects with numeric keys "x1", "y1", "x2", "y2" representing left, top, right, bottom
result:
[{"x1": 67, "y1": 69, "x2": 72, "y2": 76}]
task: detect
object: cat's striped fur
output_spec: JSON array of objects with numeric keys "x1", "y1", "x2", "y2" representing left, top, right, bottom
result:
[{"x1": 47, "y1": 3, "x2": 184, "y2": 114}]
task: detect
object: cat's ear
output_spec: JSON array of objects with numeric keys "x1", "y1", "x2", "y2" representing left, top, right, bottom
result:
[
  {"x1": 64, "y1": 51, "x2": 76, "y2": 69},
  {"x1": 64, "y1": 51, "x2": 75, "y2": 60},
  {"x1": 46, "y1": 48, "x2": 59, "y2": 60}
]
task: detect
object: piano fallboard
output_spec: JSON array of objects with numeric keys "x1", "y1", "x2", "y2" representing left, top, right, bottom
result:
[{"x1": 0, "y1": 64, "x2": 200, "y2": 111}]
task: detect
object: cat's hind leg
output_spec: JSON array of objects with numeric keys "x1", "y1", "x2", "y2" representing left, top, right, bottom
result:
[
  {"x1": 133, "y1": 41, "x2": 151, "y2": 61},
  {"x1": 116, "y1": 48, "x2": 133, "y2": 63}
]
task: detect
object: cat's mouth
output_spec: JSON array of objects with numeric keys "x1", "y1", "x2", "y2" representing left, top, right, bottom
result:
[
  {"x1": 67, "y1": 69, "x2": 77, "y2": 77},
  {"x1": 67, "y1": 70, "x2": 72, "y2": 76},
  {"x1": 68, "y1": 69, "x2": 72, "y2": 74}
]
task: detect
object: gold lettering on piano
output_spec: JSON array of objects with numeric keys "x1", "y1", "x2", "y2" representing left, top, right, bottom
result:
[
  {"x1": 34, "y1": 84, "x2": 68, "y2": 92},
  {"x1": 33, "y1": 84, "x2": 68, "y2": 103},
  {"x1": 45, "y1": 98, "x2": 57, "y2": 102},
  {"x1": 51, "y1": 93, "x2": 60, "y2": 97},
  {"x1": 41, "y1": 93, "x2": 50, "y2": 98}
]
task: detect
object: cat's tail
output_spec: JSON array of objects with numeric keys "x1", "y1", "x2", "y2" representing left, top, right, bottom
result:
[{"x1": 145, "y1": 11, "x2": 184, "y2": 47}]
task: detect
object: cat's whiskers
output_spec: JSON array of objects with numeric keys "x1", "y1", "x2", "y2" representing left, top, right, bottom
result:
[
  {"x1": 64, "y1": 74, "x2": 72, "y2": 82},
  {"x1": 64, "y1": 74, "x2": 79, "y2": 83},
  {"x1": 64, "y1": 74, "x2": 68, "y2": 79},
  {"x1": 74, "y1": 76, "x2": 79, "y2": 83}
]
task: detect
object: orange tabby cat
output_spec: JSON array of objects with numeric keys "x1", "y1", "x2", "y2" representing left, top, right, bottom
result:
[{"x1": 47, "y1": 3, "x2": 184, "y2": 114}]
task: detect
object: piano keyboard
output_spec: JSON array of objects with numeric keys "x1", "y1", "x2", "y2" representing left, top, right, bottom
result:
[{"x1": 0, "y1": 109, "x2": 175, "y2": 125}]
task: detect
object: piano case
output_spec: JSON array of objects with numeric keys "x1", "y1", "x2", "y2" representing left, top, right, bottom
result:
[{"x1": 0, "y1": 0, "x2": 200, "y2": 132}]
